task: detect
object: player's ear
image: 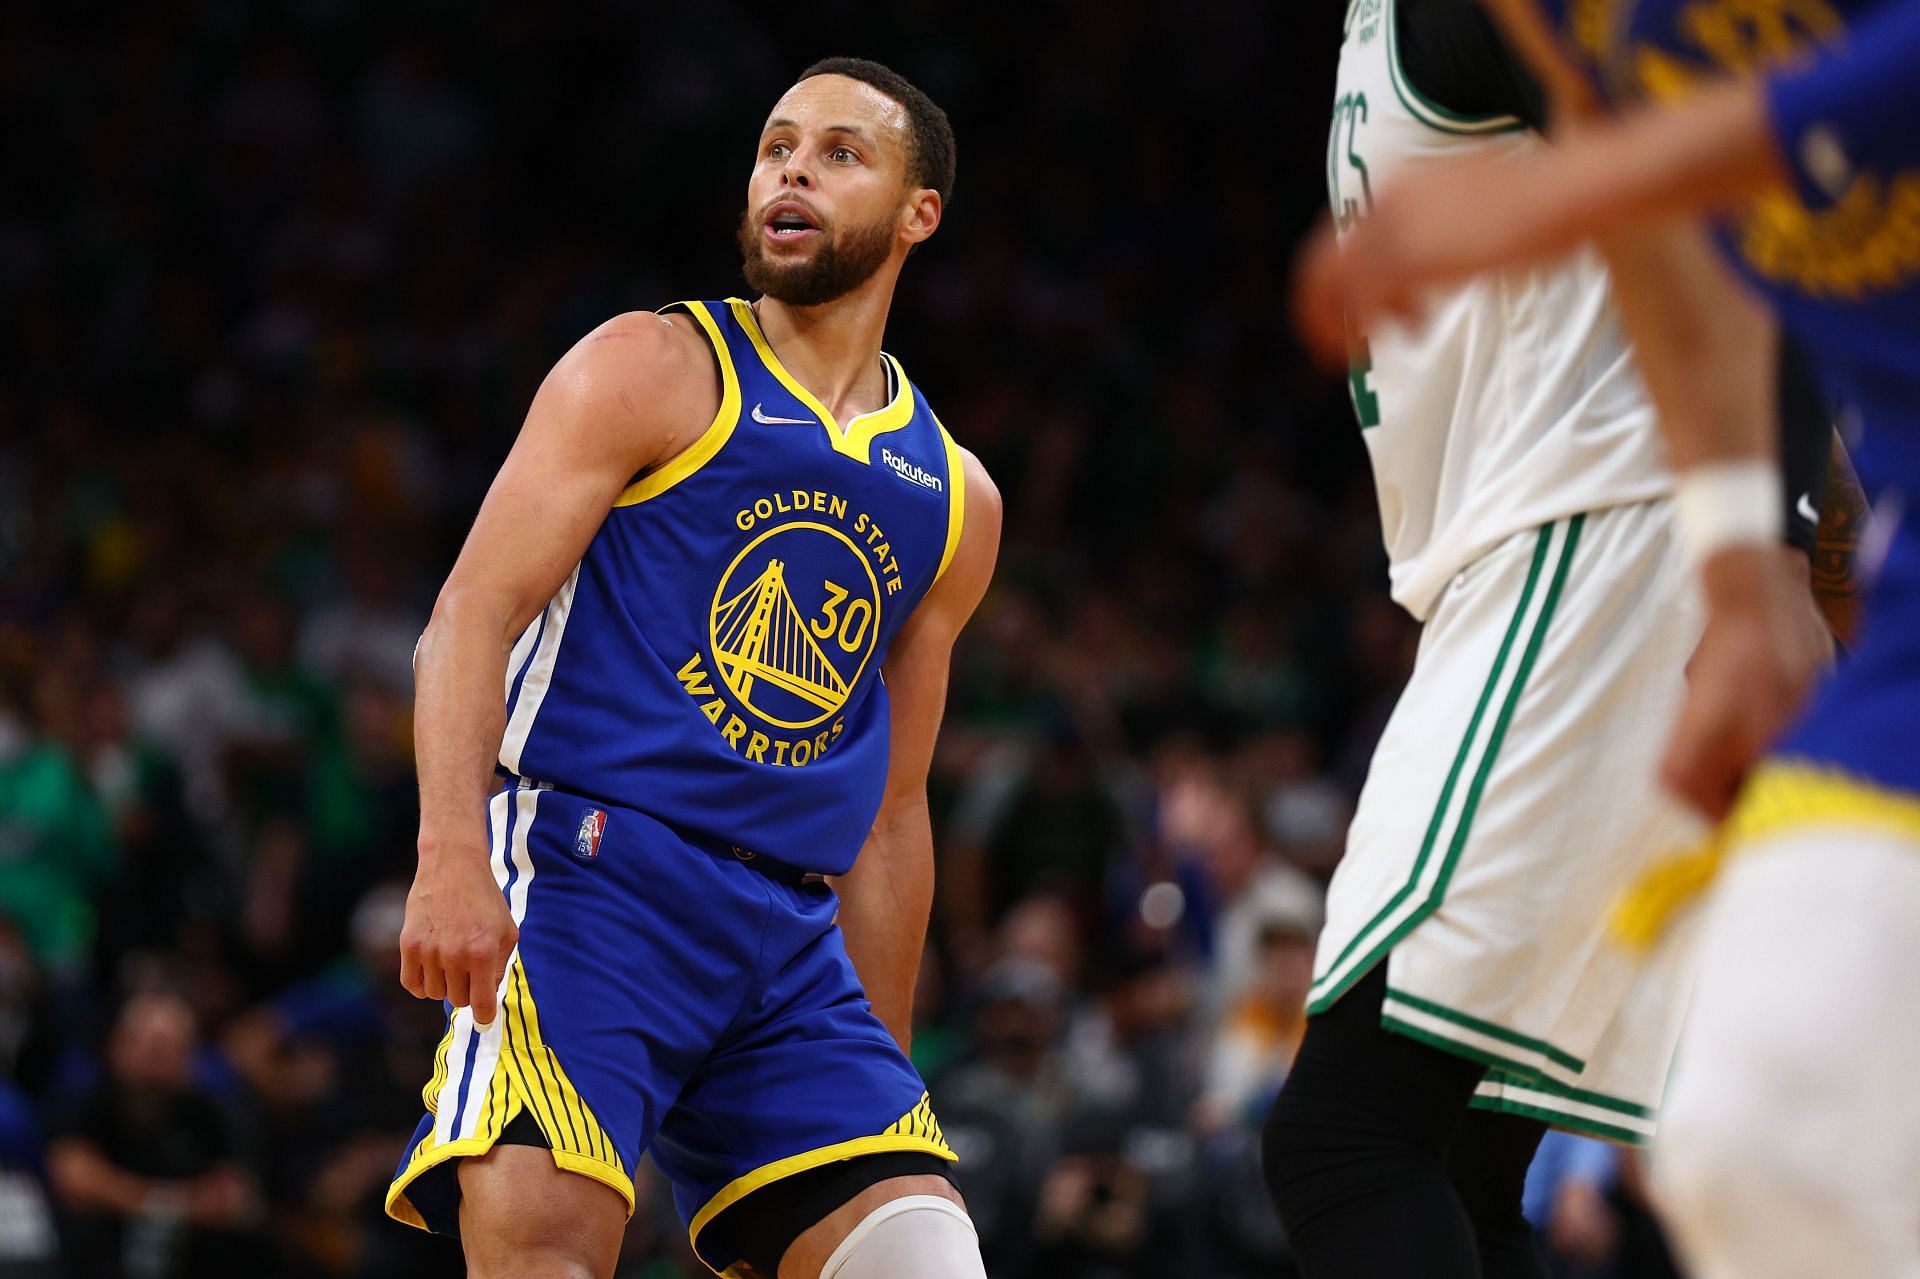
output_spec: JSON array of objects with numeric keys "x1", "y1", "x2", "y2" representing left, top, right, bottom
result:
[{"x1": 900, "y1": 187, "x2": 941, "y2": 247}]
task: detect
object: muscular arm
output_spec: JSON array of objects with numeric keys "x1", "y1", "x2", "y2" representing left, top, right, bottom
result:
[
  {"x1": 400, "y1": 311, "x2": 717, "y2": 1022},
  {"x1": 1302, "y1": 0, "x2": 1920, "y2": 355},
  {"x1": 830, "y1": 451, "x2": 1001, "y2": 1053},
  {"x1": 1591, "y1": 221, "x2": 1829, "y2": 815},
  {"x1": 1294, "y1": 78, "x2": 1787, "y2": 366},
  {"x1": 1598, "y1": 220, "x2": 1775, "y2": 470}
]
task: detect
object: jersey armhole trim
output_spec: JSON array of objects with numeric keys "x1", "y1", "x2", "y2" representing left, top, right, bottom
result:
[
  {"x1": 614, "y1": 301, "x2": 742, "y2": 507},
  {"x1": 933, "y1": 416, "x2": 966, "y2": 585},
  {"x1": 1386, "y1": 0, "x2": 1528, "y2": 136}
]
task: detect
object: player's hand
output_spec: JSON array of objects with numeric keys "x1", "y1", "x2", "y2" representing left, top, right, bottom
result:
[
  {"x1": 182, "y1": 1168, "x2": 258, "y2": 1227},
  {"x1": 1548, "y1": 1178, "x2": 1619, "y2": 1265},
  {"x1": 1294, "y1": 217, "x2": 1357, "y2": 372},
  {"x1": 1291, "y1": 213, "x2": 1424, "y2": 374},
  {"x1": 1662, "y1": 546, "x2": 1830, "y2": 820},
  {"x1": 1293, "y1": 150, "x2": 1580, "y2": 372},
  {"x1": 399, "y1": 840, "x2": 516, "y2": 1024}
]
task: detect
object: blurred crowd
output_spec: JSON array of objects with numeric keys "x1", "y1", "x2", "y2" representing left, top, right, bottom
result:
[{"x1": 0, "y1": 3, "x2": 1676, "y2": 1277}]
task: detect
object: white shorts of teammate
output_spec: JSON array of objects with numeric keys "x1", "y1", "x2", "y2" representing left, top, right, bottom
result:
[
  {"x1": 1310, "y1": 499, "x2": 1707, "y2": 1141},
  {"x1": 1653, "y1": 805, "x2": 1920, "y2": 1279}
]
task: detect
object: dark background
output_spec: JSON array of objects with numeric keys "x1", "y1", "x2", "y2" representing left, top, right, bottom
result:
[{"x1": 0, "y1": 3, "x2": 1672, "y2": 1276}]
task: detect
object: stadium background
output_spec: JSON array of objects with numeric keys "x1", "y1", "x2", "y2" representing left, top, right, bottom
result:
[{"x1": 0, "y1": 3, "x2": 1681, "y2": 1276}]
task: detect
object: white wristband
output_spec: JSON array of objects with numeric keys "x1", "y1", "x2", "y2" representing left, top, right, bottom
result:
[{"x1": 1673, "y1": 459, "x2": 1784, "y2": 564}]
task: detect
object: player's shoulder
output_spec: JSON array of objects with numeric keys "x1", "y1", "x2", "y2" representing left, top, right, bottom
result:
[
  {"x1": 544, "y1": 309, "x2": 721, "y2": 437},
  {"x1": 564, "y1": 309, "x2": 714, "y2": 394},
  {"x1": 948, "y1": 443, "x2": 1002, "y2": 585},
  {"x1": 953, "y1": 445, "x2": 1002, "y2": 529}
]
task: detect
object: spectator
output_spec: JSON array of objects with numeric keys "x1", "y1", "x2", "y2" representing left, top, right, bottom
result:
[
  {"x1": 1193, "y1": 916, "x2": 1316, "y2": 1136},
  {"x1": 1048, "y1": 945, "x2": 1204, "y2": 1277},
  {"x1": 976, "y1": 722, "x2": 1132, "y2": 926},
  {"x1": 938, "y1": 959, "x2": 1069, "y2": 1279},
  {"x1": 0, "y1": 1081, "x2": 58, "y2": 1279},
  {"x1": 1525, "y1": 1132, "x2": 1621, "y2": 1277},
  {"x1": 46, "y1": 990, "x2": 266, "y2": 1278},
  {"x1": 0, "y1": 666, "x2": 117, "y2": 975},
  {"x1": 1521, "y1": 1134, "x2": 1685, "y2": 1279},
  {"x1": 223, "y1": 884, "x2": 453, "y2": 1276}
]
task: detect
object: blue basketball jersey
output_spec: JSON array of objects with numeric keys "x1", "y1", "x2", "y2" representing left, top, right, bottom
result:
[
  {"x1": 1540, "y1": 0, "x2": 1920, "y2": 497},
  {"x1": 499, "y1": 299, "x2": 965, "y2": 874},
  {"x1": 1542, "y1": 0, "x2": 1920, "y2": 797}
]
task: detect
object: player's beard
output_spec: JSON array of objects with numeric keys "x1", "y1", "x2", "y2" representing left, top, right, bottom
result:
[{"x1": 737, "y1": 206, "x2": 897, "y2": 307}]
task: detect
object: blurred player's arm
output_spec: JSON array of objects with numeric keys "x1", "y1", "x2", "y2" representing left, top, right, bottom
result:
[
  {"x1": 1598, "y1": 223, "x2": 1829, "y2": 817},
  {"x1": 404, "y1": 312, "x2": 717, "y2": 1022},
  {"x1": 1293, "y1": 78, "x2": 1786, "y2": 364},
  {"x1": 831, "y1": 450, "x2": 1001, "y2": 1053},
  {"x1": 1302, "y1": 0, "x2": 1920, "y2": 359}
]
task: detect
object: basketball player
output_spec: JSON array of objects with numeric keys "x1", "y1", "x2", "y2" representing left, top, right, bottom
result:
[
  {"x1": 1293, "y1": 4, "x2": 1920, "y2": 1275},
  {"x1": 1260, "y1": 4, "x2": 1838, "y2": 1277},
  {"x1": 381, "y1": 59, "x2": 1001, "y2": 1279}
]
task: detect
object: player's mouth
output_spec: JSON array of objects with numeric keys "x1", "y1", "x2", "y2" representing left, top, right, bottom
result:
[{"x1": 762, "y1": 201, "x2": 823, "y2": 245}]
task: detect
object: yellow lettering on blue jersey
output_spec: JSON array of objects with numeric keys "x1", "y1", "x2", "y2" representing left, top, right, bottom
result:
[
  {"x1": 676, "y1": 653, "x2": 718, "y2": 697},
  {"x1": 1617, "y1": 0, "x2": 1920, "y2": 299}
]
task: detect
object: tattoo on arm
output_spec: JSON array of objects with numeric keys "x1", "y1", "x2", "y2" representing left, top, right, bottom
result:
[{"x1": 1813, "y1": 432, "x2": 1870, "y2": 646}]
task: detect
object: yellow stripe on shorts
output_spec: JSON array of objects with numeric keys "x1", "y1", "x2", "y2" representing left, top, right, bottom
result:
[
  {"x1": 688, "y1": 1090, "x2": 958, "y2": 1276},
  {"x1": 386, "y1": 955, "x2": 633, "y2": 1233},
  {"x1": 1613, "y1": 758, "x2": 1920, "y2": 949}
]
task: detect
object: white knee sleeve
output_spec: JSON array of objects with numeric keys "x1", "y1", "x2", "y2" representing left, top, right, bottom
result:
[{"x1": 818, "y1": 1195, "x2": 985, "y2": 1279}]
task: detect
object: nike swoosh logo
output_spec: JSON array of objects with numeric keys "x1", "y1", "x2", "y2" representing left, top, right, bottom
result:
[
  {"x1": 1797, "y1": 492, "x2": 1818, "y2": 524},
  {"x1": 751, "y1": 403, "x2": 814, "y2": 426}
]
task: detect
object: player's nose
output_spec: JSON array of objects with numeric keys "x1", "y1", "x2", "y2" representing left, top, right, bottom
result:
[{"x1": 778, "y1": 156, "x2": 813, "y2": 189}]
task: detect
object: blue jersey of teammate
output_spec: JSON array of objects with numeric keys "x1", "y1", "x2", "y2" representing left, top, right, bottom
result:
[
  {"x1": 1544, "y1": 0, "x2": 1920, "y2": 799},
  {"x1": 1544, "y1": 0, "x2": 1920, "y2": 487},
  {"x1": 500, "y1": 297, "x2": 964, "y2": 874}
]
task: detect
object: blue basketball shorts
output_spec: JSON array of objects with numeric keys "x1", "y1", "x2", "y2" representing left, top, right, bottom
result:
[{"x1": 384, "y1": 780, "x2": 954, "y2": 1275}]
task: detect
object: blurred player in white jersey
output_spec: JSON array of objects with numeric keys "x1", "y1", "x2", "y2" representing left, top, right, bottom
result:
[
  {"x1": 1260, "y1": 2, "x2": 1847, "y2": 1276},
  {"x1": 1291, "y1": 0, "x2": 1920, "y2": 1272}
]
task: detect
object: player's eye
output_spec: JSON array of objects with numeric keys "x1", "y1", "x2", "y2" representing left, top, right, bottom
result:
[
  {"x1": 829, "y1": 146, "x2": 858, "y2": 164},
  {"x1": 767, "y1": 141, "x2": 791, "y2": 160}
]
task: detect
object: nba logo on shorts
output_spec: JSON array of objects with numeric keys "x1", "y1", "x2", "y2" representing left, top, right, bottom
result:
[{"x1": 573, "y1": 808, "x2": 607, "y2": 861}]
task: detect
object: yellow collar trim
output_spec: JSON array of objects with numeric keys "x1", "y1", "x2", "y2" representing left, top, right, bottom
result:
[{"x1": 728, "y1": 298, "x2": 915, "y2": 463}]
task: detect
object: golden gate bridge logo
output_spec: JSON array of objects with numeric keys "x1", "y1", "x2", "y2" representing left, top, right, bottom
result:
[{"x1": 709, "y1": 522, "x2": 881, "y2": 730}]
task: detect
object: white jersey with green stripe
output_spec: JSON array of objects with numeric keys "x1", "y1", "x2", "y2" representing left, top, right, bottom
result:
[{"x1": 1330, "y1": 0, "x2": 1669, "y2": 620}]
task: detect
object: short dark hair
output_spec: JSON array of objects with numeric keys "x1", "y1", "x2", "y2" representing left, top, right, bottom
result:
[{"x1": 797, "y1": 57, "x2": 955, "y2": 206}]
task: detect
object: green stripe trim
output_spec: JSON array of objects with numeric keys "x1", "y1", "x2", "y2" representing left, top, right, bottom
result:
[
  {"x1": 1312, "y1": 517, "x2": 1583, "y2": 1013},
  {"x1": 1483, "y1": 1069, "x2": 1654, "y2": 1119},
  {"x1": 1386, "y1": 989, "x2": 1586, "y2": 1074},
  {"x1": 1470, "y1": 1094, "x2": 1648, "y2": 1146},
  {"x1": 1384, "y1": 0, "x2": 1528, "y2": 135},
  {"x1": 1311, "y1": 524, "x2": 1553, "y2": 1006},
  {"x1": 1381, "y1": 1016, "x2": 1550, "y2": 1080}
]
